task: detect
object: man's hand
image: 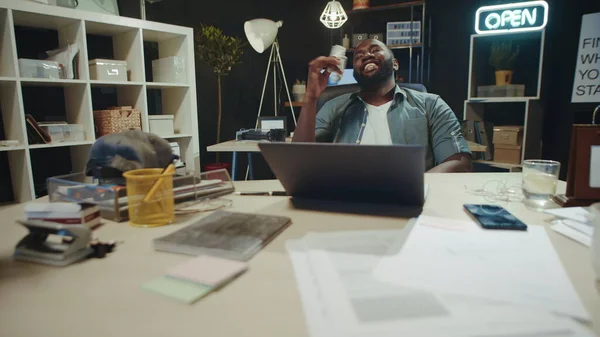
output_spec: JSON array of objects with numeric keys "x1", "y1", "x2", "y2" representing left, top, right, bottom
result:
[{"x1": 305, "y1": 56, "x2": 342, "y2": 101}]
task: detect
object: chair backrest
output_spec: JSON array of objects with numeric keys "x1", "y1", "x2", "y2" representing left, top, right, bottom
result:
[{"x1": 316, "y1": 83, "x2": 427, "y2": 111}]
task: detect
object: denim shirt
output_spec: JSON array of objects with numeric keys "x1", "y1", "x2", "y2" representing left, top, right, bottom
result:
[{"x1": 315, "y1": 85, "x2": 471, "y2": 170}]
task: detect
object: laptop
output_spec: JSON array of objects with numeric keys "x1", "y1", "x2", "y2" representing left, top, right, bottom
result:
[{"x1": 258, "y1": 143, "x2": 425, "y2": 207}]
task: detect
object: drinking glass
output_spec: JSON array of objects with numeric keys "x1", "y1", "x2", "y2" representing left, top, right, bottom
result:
[{"x1": 521, "y1": 160, "x2": 560, "y2": 210}]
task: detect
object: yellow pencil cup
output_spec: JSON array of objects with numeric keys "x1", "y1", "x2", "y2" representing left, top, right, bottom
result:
[{"x1": 123, "y1": 168, "x2": 175, "y2": 228}]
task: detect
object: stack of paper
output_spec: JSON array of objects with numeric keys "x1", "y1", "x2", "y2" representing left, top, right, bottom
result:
[
  {"x1": 287, "y1": 225, "x2": 593, "y2": 337},
  {"x1": 546, "y1": 207, "x2": 594, "y2": 247}
]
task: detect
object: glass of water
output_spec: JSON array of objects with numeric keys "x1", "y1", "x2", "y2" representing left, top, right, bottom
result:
[{"x1": 522, "y1": 160, "x2": 561, "y2": 210}]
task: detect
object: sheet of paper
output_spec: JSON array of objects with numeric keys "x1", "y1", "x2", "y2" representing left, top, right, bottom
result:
[
  {"x1": 590, "y1": 145, "x2": 600, "y2": 188},
  {"x1": 287, "y1": 229, "x2": 593, "y2": 337},
  {"x1": 545, "y1": 207, "x2": 590, "y2": 224},
  {"x1": 374, "y1": 216, "x2": 590, "y2": 321},
  {"x1": 142, "y1": 276, "x2": 213, "y2": 304},
  {"x1": 563, "y1": 219, "x2": 594, "y2": 237},
  {"x1": 551, "y1": 222, "x2": 593, "y2": 247}
]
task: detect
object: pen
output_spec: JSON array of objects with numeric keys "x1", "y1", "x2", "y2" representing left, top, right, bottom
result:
[{"x1": 234, "y1": 191, "x2": 287, "y2": 196}]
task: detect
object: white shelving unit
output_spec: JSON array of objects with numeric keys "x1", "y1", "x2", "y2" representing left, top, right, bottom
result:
[
  {"x1": 0, "y1": 0, "x2": 199, "y2": 203},
  {"x1": 463, "y1": 30, "x2": 546, "y2": 170}
]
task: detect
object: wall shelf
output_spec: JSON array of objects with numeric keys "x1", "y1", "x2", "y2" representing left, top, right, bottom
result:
[
  {"x1": 0, "y1": 0, "x2": 199, "y2": 202},
  {"x1": 464, "y1": 30, "x2": 546, "y2": 171}
]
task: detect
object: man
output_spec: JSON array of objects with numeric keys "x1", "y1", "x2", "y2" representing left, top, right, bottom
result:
[{"x1": 292, "y1": 39, "x2": 472, "y2": 173}]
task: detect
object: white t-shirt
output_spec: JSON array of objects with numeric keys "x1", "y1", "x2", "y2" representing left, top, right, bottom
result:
[{"x1": 360, "y1": 101, "x2": 393, "y2": 145}]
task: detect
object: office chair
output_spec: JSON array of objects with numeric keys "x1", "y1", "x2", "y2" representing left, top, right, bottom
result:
[{"x1": 316, "y1": 83, "x2": 427, "y2": 111}]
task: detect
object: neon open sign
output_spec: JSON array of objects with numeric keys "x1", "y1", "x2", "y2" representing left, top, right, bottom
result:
[{"x1": 475, "y1": 1, "x2": 549, "y2": 34}]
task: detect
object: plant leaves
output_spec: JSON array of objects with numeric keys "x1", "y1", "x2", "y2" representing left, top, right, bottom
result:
[{"x1": 194, "y1": 25, "x2": 246, "y2": 75}]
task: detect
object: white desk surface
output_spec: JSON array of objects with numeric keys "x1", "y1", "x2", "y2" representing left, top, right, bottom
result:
[{"x1": 0, "y1": 173, "x2": 598, "y2": 337}]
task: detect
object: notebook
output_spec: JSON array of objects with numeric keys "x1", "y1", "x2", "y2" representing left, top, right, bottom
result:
[{"x1": 153, "y1": 210, "x2": 292, "y2": 261}]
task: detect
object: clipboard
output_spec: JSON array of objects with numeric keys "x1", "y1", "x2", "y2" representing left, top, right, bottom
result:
[{"x1": 552, "y1": 123, "x2": 600, "y2": 206}]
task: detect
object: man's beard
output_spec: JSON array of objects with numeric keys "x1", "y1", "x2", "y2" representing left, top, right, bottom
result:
[{"x1": 353, "y1": 58, "x2": 394, "y2": 90}]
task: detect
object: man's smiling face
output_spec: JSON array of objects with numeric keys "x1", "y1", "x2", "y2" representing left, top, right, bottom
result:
[{"x1": 352, "y1": 39, "x2": 397, "y2": 89}]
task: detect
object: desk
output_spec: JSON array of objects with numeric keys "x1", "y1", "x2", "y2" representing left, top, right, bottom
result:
[
  {"x1": 207, "y1": 138, "x2": 292, "y2": 180},
  {"x1": 0, "y1": 173, "x2": 598, "y2": 337}
]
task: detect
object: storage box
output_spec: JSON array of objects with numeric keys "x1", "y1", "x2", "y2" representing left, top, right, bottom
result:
[
  {"x1": 477, "y1": 85, "x2": 525, "y2": 97},
  {"x1": 493, "y1": 126, "x2": 523, "y2": 146},
  {"x1": 152, "y1": 56, "x2": 186, "y2": 83},
  {"x1": 493, "y1": 144, "x2": 521, "y2": 165},
  {"x1": 149, "y1": 115, "x2": 175, "y2": 137},
  {"x1": 18, "y1": 59, "x2": 61, "y2": 79},
  {"x1": 40, "y1": 124, "x2": 85, "y2": 143},
  {"x1": 94, "y1": 106, "x2": 141, "y2": 136},
  {"x1": 89, "y1": 59, "x2": 128, "y2": 81}
]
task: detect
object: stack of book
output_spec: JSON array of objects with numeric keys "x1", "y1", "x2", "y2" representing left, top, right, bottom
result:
[{"x1": 24, "y1": 202, "x2": 102, "y2": 229}]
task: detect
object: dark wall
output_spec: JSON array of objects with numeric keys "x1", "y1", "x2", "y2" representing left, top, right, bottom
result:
[{"x1": 133, "y1": 0, "x2": 600, "y2": 179}]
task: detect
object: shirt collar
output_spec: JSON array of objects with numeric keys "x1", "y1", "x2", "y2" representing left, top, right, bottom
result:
[{"x1": 350, "y1": 84, "x2": 407, "y2": 104}]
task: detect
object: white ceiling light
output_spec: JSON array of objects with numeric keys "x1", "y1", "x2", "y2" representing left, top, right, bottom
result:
[{"x1": 320, "y1": 0, "x2": 347, "y2": 29}]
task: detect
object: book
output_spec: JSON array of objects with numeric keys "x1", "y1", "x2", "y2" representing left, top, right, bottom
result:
[
  {"x1": 25, "y1": 202, "x2": 101, "y2": 226},
  {"x1": 25, "y1": 114, "x2": 51, "y2": 144},
  {"x1": 153, "y1": 210, "x2": 292, "y2": 261}
]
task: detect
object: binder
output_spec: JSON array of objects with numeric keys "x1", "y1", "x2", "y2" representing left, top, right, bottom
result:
[{"x1": 476, "y1": 121, "x2": 494, "y2": 161}]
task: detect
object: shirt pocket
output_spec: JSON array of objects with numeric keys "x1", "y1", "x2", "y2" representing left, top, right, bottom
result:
[{"x1": 403, "y1": 117, "x2": 429, "y2": 145}]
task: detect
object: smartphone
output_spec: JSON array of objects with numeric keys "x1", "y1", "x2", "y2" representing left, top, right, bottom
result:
[{"x1": 463, "y1": 204, "x2": 528, "y2": 231}]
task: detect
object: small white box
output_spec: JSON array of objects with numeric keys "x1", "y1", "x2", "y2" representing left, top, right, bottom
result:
[
  {"x1": 149, "y1": 115, "x2": 174, "y2": 137},
  {"x1": 152, "y1": 56, "x2": 186, "y2": 83},
  {"x1": 18, "y1": 59, "x2": 61, "y2": 79},
  {"x1": 89, "y1": 59, "x2": 128, "y2": 81},
  {"x1": 40, "y1": 124, "x2": 85, "y2": 143}
]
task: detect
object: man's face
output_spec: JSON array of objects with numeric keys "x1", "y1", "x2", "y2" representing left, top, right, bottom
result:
[{"x1": 352, "y1": 39, "x2": 396, "y2": 89}]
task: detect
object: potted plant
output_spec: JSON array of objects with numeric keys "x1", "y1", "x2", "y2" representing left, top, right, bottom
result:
[
  {"x1": 195, "y1": 25, "x2": 245, "y2": 170},
  {"x1": 489, "y1": 41, "x2": 519, "y2": 86}
]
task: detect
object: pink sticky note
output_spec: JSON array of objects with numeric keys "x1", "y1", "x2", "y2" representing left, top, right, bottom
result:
[{"x1": 167, "y1": 255, "x2": 248, "y2": 287}]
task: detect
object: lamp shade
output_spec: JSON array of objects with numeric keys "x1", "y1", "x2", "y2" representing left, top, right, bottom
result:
[
  {"x1": 244, "y1": 19, "x2": 283, "y2": 53},
  {"x1": 320, "y1": 0, "x2": 348, "y2": 29}
]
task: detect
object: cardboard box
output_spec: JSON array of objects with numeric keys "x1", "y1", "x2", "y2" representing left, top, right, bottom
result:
[
  {"x1": 493, "y1": 126, "x2": 523, "y2": 146},
  {"x1": 494, "y1": 144, "x2": 521, "y2": 164}
]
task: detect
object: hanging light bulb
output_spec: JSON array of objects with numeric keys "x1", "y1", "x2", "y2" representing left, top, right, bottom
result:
[{"x1": 320, "y1": 0, "x2": 348, "y2": 29}]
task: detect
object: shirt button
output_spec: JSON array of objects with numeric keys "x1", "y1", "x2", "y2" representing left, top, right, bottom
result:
[
  {"x1": 356, "y1": 140, "x2": 360, "y2": 144},
  {"x1": 361, "y1": 123, "x2": 366, "y2": 127}
]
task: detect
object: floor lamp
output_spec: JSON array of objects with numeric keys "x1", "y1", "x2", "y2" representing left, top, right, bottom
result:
[{"x1": 244, "y1": 19, "x2": 297, "y2": 128}]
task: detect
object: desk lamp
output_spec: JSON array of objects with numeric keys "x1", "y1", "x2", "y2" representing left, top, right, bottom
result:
[{"x1": 244, "y1": 19, "x2": 296, "y2": 128}]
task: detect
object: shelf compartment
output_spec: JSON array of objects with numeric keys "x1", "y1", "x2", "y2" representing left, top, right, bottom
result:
[
  {"x1": 147, "y1": 87, "x2": 191, "y2": 136},
  {"x1": 91, "y1": 84, "x2": 148, "y2": 133},
  {"x1": 85, "y1": 22, "x2": 145, "y2": 82},
  {"x1": 468, "y1": 31, "x2": 544, "y2": 100},
  {"x1": 146, "y1": 82, "x2": 189, "y2": 89},
  {"x1": 13, "y1": 12, "x2": 86, "y2": 81},
  {"x1": 0, "y1": 81, "x2": 26, "y2": 146},
  {"x1": 142, "y1": 29, "x2": 189, "y2": 84},
  {"x1": 162, "y1": 133, "x2": 193, "y2": 139},
  {"x1": 20, "y1": 78, "x2": 86, "y2": 86},
  {"x1": 0, "y1": 9, "x2": 17, "y2": 77},
  {"x1": 5, "y1": 149, "x2": 34, "y2": 202},
  {"x1": 90, "y1": 80, "x2": 145, "y2": 87},
  {"x1": 29, "y1": 145, "x2": 91, "y2": 198},
  {"x1": 21, "y1": 82, "x2": 94, "y2": 145},
  {"x1": 29, "y1": 140, "x2": 94, "y2": 149}
]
